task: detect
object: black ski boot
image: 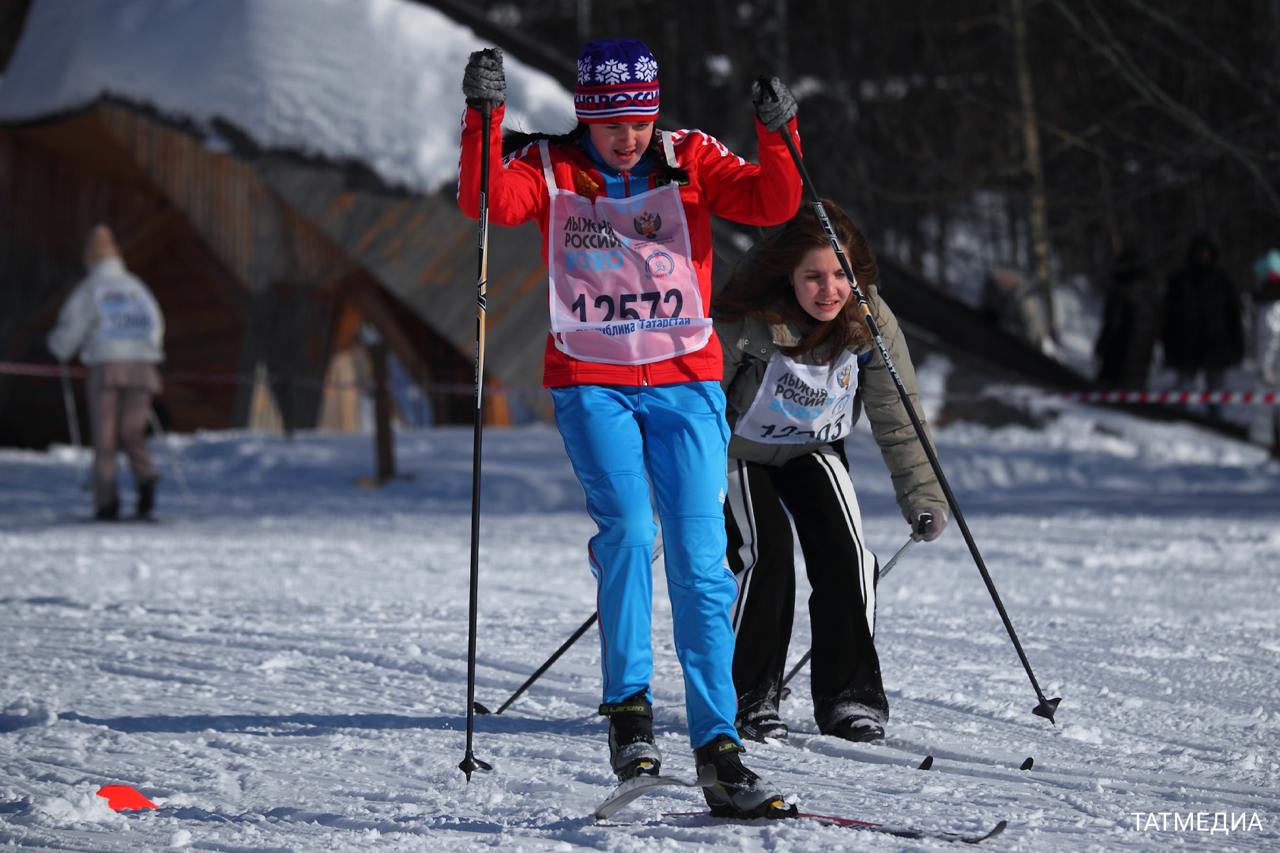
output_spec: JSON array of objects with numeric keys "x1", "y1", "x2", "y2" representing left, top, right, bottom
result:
[
  {"x1": 694, "y1": 735, "x2": 795, "y2": 818},
  {"x1": 94, "y1": 500, "x2": 120, "y2": 522},
  {"x1": 600, "y1": 692, "x2": 661, "y2": 780},
  {"x1": 736, "y1": 697, "x2": 789, "y2": 743},
  {"x1": 136, "y1": 479, "x2": 157, "y2": 520},
  {"x1": 822, "y1": 714, "x2": 885, "y2": 743}
]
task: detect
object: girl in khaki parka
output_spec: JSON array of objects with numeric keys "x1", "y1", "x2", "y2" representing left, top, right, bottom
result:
[{"x1": 715, "y1": 201, "x2": 945, "y2": 743}]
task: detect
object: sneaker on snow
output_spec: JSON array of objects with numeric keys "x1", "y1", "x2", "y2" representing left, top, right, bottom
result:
[
  {"x1": 736, "y1": 700, "x2": 789, "y2": 742},
  {"x1": 694, "y1": 735, "x2": 796, "y2": 818},
  {"x1": 823, "y1": 714, "x2": 885, "y2": 743},
  {"x1": 600, "y1": 691, "x2": 661, "y2": 780}
]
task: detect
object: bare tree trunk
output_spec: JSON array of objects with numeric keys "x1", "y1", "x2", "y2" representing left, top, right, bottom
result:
[{"x1": 1011, "y1": 0, "x2": 1056, "y2": 339}]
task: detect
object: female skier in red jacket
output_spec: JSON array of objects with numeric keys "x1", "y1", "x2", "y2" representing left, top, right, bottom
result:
[{"x1": 458, "y1": 40, "x2": 801, "y2": 817}]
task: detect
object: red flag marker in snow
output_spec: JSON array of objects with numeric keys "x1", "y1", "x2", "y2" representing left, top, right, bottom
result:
[{"x1": 97, "y1": 785, "x2": 157, "y2": 811}]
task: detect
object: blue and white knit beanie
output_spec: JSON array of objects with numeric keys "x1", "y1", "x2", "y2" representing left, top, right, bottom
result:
[{"x1": 574, "y1": 39, "x2": 660, "y2": 124}]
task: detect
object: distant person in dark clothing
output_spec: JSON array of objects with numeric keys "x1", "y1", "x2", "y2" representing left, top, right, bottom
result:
[
  {"x1": 1162, "y1": 234, "x2": 1244, "y2": 393},
  {"x1": 1095, "y1": 243, "x2": 1160, "y2": 388},
  {"x1": 47, "y1": 225, "x2": 165, "y2": 521},
  {"x1": 1253, "y1": 249, "x2": 1280, "y2": 456}
]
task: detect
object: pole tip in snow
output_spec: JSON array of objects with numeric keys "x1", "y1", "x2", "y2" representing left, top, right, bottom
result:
[
  {"x1": 1032, "y1": 696, "x2": 1061, "y2": 724},
  {"x1": 916, "y1": 755, "x2": 934, "y2": 771},
  {"x1": 458, "y1": 754, "x2": 493, "y2": 781},
  {"x1": 1020, "y1": 756, "x2": 1035, "y2": 771},
  {"x1": 473, "y1": 701, "x2": 492, "y2": 715}
]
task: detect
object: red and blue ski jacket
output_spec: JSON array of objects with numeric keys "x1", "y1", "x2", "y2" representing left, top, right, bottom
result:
[{"x1": 457, "y1": 103, "x2": 802, "y2": 388}]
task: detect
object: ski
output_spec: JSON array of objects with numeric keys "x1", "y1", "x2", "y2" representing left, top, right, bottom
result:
[
  {"x1": 796, "y1": 811, "x2": 1008, "y2": 843},
  {"x1": 758, "y1": 730, "x2": 935, "y2": 771},
  {"x1": 663, "y1": 809, "x2": 1007, "y2": 844},
  {"x1": 780, "y1": 731, "x2": 1033, "y2": 774},
  {"x1": 592, "y1": 767, "x2": 713, "y2": 820}
]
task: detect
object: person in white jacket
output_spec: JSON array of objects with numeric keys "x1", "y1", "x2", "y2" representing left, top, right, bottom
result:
[{"x1": 47, "y1": 225, "x2": 165, "y2": 520}]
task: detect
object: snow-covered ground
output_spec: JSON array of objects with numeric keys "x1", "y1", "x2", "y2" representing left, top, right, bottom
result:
[{"x1": 2, "y1": 377, "x2": 1279, "y2": 850}]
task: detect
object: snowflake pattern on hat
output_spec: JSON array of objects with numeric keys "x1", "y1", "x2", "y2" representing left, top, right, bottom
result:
[
  {"x1": 597, "y1": 59, "x2": 631, "y2": 84},
  {"x1": 574, "y1": 39, "x2": 661, "y2": 123},
  {"x1": 634, "y1": 56, "x2": 658, "y2": 82}
]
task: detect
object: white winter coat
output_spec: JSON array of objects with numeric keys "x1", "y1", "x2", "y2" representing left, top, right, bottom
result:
[{"x1": 47, "y1": 258, "x2": 165, "y2": 365}]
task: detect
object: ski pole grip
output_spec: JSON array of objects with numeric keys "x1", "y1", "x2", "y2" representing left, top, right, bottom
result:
[
  {"x1": 755, "y1": 75, "x2": 778, "y2": 102},
  {"x1": 914, "y1": 511, "x2": 934, "y2": 538}
]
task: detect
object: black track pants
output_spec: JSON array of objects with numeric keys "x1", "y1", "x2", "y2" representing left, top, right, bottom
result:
[{"x1": 725, "y1": 443, "x2": 889, "y2": 726}]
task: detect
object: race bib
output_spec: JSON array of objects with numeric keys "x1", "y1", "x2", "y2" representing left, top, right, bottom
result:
[
  {"x1": 734, "y1": 350, "x2": 859, "y2": 444},
  {"x1": 541, "y1": 140, "x2": 711, "y2": 365},
  {"x1": 94, "y1": 285, "x2": 157, "y2": 342}
]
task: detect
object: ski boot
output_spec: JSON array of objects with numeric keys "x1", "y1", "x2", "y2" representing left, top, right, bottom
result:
[
  {"x1": 136, "y1": 478, "x2": 158, "y2": 520},
  {"x1": 694, "y1": 735, "x2": 796, "y2": 818},
  {"x1": 600, "y1": 692, "x2": 661, "y2": 780},
  {"x1": 825, "y1": 715, "x2": 885, "y2": 742},
  {"x1": 736, "y1": 697, "x2": 789, "y2": 743}
]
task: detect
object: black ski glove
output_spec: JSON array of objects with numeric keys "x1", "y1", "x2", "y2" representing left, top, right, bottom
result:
[
  {"x1": 908, "y1": 505, "x2": 948, "y2": 542},
  {"x1": 463, "y1": 47, "x2": 505, "y2": 108},
  {"x1": 751, "y1": 76, "x2": 797, "y2": 132}
]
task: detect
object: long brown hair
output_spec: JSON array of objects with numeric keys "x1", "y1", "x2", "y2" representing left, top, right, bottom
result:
[{"x1": 716, "y1": 200, "x2": 878, "y2": 359}]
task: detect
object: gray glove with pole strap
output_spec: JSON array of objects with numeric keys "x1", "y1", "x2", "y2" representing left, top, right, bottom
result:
[
  {"x1": 463, "y1": 48, "x2": 505, "y2": 108},
  {"x1": 908, "y1": 506, "x2": 948, "y2": 542},
  {"x1": 751, "y1": 76, "x2": 798, "y2": 131}
]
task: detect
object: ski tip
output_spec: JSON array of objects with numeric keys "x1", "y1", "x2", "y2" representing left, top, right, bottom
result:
[
  {"x1": 917, "y1": 755, "x2": 934, "y2": 771},
  {"x1": 1019, "y1": 756, "x2": 1034, "y2": 771},
  {"x1": 96, "y1": 785, "x2": 156, "y2": 811},
  {"x1": 979, "y1": 819, "x2": 1009, "y2": 842}
]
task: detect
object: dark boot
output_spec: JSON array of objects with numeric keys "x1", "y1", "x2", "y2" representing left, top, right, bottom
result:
[
  {"x1": 600, "y1": 691, "x2": 661, "y2": 780},
  {"x1": 817, "y1": 700, "x2": 887, "y2": 742},
  {"x1": 136, "y1": 479, "x2": 157, "y2": 519},
  {"x1": 94, "y1": 501, "x2": 120, "y2": 522},
  {"x1": 823, "y1": 715, "x2": 885, "y2": 742},
  {"x1": 735, "y1": 694, "x2": 788, "y2": 742},
  {"x1": 694, "y1": 735, "x2": 795, "y2": 818}
]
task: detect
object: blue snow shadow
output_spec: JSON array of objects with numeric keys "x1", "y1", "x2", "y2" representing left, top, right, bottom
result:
[{"x1": 58, "y1": 710, "x2": 597, "y2": 737}]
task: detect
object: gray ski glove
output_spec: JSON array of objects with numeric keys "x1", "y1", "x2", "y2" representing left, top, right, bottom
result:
[
  {"x1": 751, "y1": 76, "x2": 798, "y2": 132},
  {"x1": 908, "y1": 506, "x2": 948, "y2": 542},
  {"x1": 463, "y1": 48, "x2": 505, "y2": 107}
]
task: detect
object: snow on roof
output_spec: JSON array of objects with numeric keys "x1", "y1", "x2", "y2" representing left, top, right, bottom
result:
[{"x1": 0, "y1": 0, "x2": 576, "y2": 192}]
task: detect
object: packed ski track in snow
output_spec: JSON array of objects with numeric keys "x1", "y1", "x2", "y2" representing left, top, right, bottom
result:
[{"x1": 2, "y1": 388, "x2": 1279, "y2": 850}]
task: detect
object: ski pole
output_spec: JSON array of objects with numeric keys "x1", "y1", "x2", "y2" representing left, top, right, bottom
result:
[
  {"x1": 474, "y1": 541, "x2": 665, "y2": 715},
  {"x1": 878, "y1": 512, "x2": 933, "y2": 584},
  {"x1": 59, "y1": 363, "x2": 82, "y2": 447},
  {"x1": 780, "y1": 531, "x2": 916, "y2": 692},
  {"x1": 475, "y1": 613, "x2": 597, "y2": 716},
  {"x1": 758, "y1": 78, "x2": 1061, "y2": 724},
  {"x1": 459, "y1": 101, "x2": 494, "y2": 782}
]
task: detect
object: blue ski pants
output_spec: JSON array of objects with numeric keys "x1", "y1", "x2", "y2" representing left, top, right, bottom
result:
[{"x1": 551, "y1": 381, "x2": 740, "y2": 749}]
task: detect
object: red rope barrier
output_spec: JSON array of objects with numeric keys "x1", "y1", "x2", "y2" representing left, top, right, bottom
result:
[{"x1": 2, "y1": 361, "x2": 1276, "y2": 404}]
